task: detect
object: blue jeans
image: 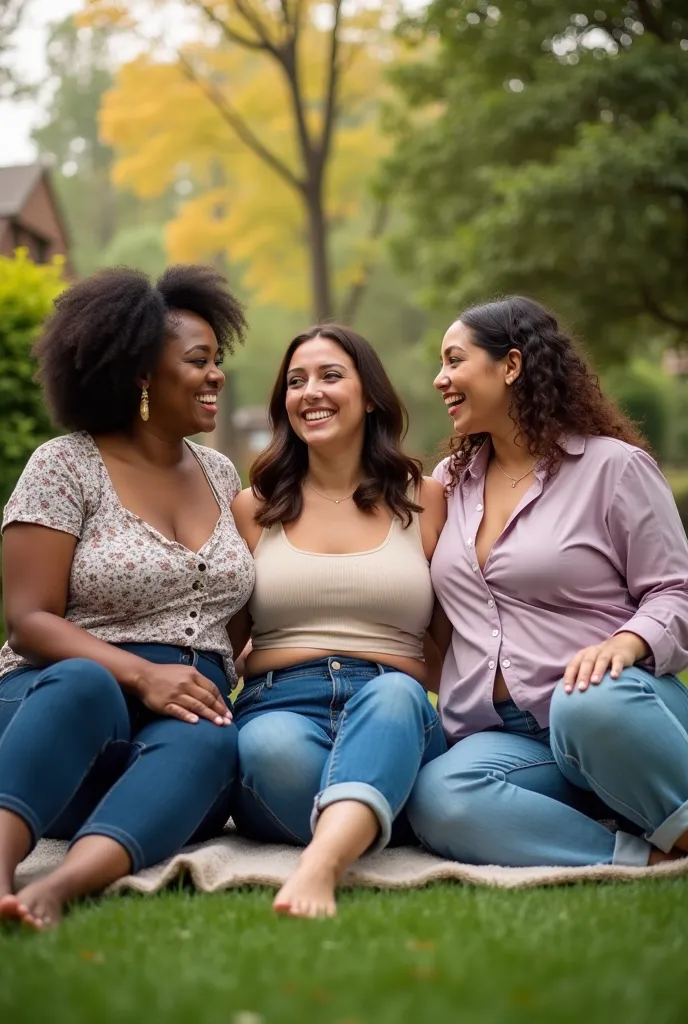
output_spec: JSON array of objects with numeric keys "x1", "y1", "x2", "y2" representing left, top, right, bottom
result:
[
  {"x1": 0, "y1": 644, "x2": 239, "y2": 871},
  {"x1": 233, "y1": 657, "x2": 447, "y2": 852},
  {"x1": 407, "y1": 667, "x2": 688, "y2": 867}
]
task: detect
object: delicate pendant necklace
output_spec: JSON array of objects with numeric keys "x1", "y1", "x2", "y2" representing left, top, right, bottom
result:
[
  {"x1": 305, "y1": 479, "x2": 356, "y2": 505},
  {"x1": 493, "y1": 457, "x2": 537, "y2": 489}
]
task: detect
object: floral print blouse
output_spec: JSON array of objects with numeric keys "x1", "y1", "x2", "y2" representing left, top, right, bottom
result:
[{"x1": 0, "y1": 432, "x2": 255, "y2": 681}]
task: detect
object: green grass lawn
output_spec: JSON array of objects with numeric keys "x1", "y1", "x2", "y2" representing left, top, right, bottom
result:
[{"x1": 1, "y1": 881, "x2": 687, "y2": 1024}]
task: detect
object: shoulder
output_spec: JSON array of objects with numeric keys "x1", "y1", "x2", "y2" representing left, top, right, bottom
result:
[
  {"x1": 419, "y1": 475, "x2": 446, "y2": 515},
  {"x1": 189, "y1": 442, "x2": 242, "y2": 497},
  {"x1": 578, "y1": 436, "x2": 659, "y2": 481},
  {"x1": 431, "y1": 457, "x2": 452, "y2": 487},
  {"x1": 26, "y1": 432, "x2": 95, "y2": 470},
  {"x1": 231, "y1": 487, "x2": 263, "y2": 551}
]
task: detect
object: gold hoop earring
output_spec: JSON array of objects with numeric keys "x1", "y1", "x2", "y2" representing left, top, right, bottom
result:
[{"x1": 140, "y1": 386, "x2": 150, "y2": 422}]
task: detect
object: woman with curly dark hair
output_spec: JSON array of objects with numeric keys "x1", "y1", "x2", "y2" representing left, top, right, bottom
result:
[
  {"x1": 407, "y1": 296, "x2": 688, "y2": 868},
  {"x1": 0, "y1": 265, "x2": 254, "y2": 928},
  {"x1": 230, "y1": 325, "x2": 447, "y2": 917}
]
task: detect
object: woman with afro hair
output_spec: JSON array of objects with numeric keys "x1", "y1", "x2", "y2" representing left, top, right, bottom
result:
[
  {"x1": 408, "y1": 295, "x2": 688, "y2": 869},
  {"x1": 0, "y1": 265, "x2": 254, "y2": 928}
]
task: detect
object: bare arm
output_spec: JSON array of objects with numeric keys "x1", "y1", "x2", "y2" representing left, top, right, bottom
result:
[
  {"x1": 418, "y1": 476, "x2": 447, "y2": 560},
  {"x1": 231, "y1": 487, "x2": 264, "y2": 553},
  {"x1": 2, "y1": 523, "x2": 231, "y2": 724}
]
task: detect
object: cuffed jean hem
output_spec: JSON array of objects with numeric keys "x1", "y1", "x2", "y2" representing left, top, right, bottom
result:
[
  {"x1": 649, "y1": 798, "x2": 688, "y2": 854},
  {"x1": 311, "y1": 781, "x2": 393, "y2": 853},
  {"x1": 613, "y1": 830, "x2": 651, "y2": 867},
  {"x1": 71, "y1": 822, "x2": 145, "y2": 874},
  {"x1": 0, "y1": 794, "x2": 41, "y2": 847}
]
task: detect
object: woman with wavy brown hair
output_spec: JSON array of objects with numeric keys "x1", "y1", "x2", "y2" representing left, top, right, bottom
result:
[
  {"x1": 230, "y1": 324, "x2": 447, "y2": 917},
  {"x1": 407, "y1": 295, "x2": 688, "y2": 868}
]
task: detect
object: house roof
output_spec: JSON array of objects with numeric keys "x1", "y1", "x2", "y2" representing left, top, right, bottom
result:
[{"x1": 0, "y1": 163, "x2": 44, "y2": 218}]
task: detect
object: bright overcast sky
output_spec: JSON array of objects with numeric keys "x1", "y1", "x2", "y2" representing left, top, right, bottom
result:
[{"x1": 1, "y1": 0, "x2": 83, "y2": 163}]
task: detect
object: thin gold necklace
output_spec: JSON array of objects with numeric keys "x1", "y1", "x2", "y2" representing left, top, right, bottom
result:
[
  {"x1": 492, "y1": 457, "x2": 537, "y2": 489},
  {"x1": 305, "y1": 478, "x2": 356, "y2": 505}
]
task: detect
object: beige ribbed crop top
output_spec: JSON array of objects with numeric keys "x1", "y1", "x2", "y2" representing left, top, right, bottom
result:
[{"x1": 249, "y1": 513, "x2": 434, "y2": 661}]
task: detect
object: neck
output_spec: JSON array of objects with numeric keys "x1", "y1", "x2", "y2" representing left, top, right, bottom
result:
[
  {"x1": 488, "y1": 424, "x2": 536, "y2": 474},
  {"x1": 306, "y1": 443, "x2": 364, "y2": 495},
  {"x1": 103, "y1": 423, "x2": 189, "y2": 468}
]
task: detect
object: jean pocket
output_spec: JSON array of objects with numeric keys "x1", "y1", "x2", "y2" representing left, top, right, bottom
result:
[{"x1": 232, "y1": 677, "x2": 265, "y2": 716}]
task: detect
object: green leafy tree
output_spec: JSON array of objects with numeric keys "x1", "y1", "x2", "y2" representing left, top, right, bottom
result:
[
  {"x1": 384, "y1": 1, "x2": 688, "y2": 362},
  {"x1": 0, "y1": 249, "x2": 64, "y2": 507},
  {"x1": 0, "y1": 0, "x2": 32, "y2": 98}
]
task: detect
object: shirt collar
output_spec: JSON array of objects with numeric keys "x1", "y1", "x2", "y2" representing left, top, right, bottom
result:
[{"x1": 466, "y1": 434, "x2": 586, "y2": 481}]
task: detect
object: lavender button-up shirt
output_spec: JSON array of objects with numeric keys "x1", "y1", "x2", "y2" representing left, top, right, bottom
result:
[{"x1": 431, "y1": 435, "x2": 688, "y2": 744}]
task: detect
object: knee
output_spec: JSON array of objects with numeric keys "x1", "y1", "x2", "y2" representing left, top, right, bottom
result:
[
  {"x1": 407, "y1": 756, "x2": 478, "y2": 836},
  {"x1": 238, "y1": 714, "x2": 318, "y2": 795},
  {"x1": 550, "y1": 672, "x2": 632, "y2": 751},
  {"x1": 38, "y1": 658, "x2": 124, "y2": 717},
  {"x1": 182, "y1": 720, "x2": 239, "y2": 784}
]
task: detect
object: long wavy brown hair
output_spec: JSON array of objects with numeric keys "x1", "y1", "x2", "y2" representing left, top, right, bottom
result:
[
  {"x1": 440, "y1": 296, "x2": 647, "y2": 492},
  {"x1": 251, "y1": 325, "x2": 423, "y2": 527}
]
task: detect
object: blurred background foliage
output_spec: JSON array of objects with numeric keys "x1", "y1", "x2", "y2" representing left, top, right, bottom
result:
[{"x1": 1, "y1": 0, "x2": 687, "y2": 523}]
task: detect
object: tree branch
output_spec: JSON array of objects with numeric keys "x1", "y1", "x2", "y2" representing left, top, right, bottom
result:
[
  {"x1": 177, "y1": 51, "x2": 304, "y2": 193},
  {"x1": 190, "y1": 0, "x2": 267, "y2": 52},
  {"x1": 318, "y1": 0, "x2": 343, "y2": 167},
  {"x1": 278, "y1": 2, "x2": 314, "y2": 174},
  {"x1": 641, "y1": 286, "x2": 688, "y2": 331},
  {"x1": 230, "y1": 0, "x2": 279, "y2": 53},
  {"x1": 340, "y1": 203, "x2": 390, "y2": 325}
]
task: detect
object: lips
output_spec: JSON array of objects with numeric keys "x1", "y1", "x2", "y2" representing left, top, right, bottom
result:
[
  {"x1": 444, "y1": 393, "x2": 466, "y2": 416},
  {"x1": 303, "y1": 409, "x2": 336, "y2": 424}
]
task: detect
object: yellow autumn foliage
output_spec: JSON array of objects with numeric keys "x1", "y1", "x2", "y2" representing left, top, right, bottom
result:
[{"x1": 79, "y1": 0, "x2": 399, "y2": 312}]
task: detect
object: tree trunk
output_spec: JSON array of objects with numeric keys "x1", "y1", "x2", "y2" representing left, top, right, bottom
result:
[{"x1": 303, "y1": 184, "x2": 332, "y2": 322}]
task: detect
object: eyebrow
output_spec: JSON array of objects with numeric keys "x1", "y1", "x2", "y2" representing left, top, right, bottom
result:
[
  {"x1": 185, "y1": 344, "x2": 212, "y2": 355},
  {"x1": 288, "y1": 363, "x2": 347, "y2": 374},
  {"x1": 443, "y1": 345, "x2": 466, "y2": 356}
]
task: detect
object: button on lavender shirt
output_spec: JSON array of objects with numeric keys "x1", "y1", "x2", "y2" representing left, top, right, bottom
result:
[{"x1": 431, "y1": 435, "x2": 688, "y2": 744}]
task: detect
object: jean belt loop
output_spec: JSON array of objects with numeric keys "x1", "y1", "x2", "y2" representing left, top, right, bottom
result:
[
  {"x1": 377, "y1": 662, "x2": 386, "y2": 676},
  {"x1": 191, "y1": 649, "x2": 199, "y2": 669},
  {"x1": 266, "y1": 670, "x2": 273, "y2": 690}
]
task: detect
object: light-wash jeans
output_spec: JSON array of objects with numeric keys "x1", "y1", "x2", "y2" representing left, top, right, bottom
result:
[
  {"x1": 407, "y1": 666, "x2": 688, "y2": 867},
  {"x1": 233, "y1": 656, "x2": 447, "y2": 852}
]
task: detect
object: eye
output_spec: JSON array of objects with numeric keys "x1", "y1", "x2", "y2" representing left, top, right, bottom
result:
[
  {"x1": 287, "y1": 376, "x2": 305, "y2": 388},
  {"x1": 448, "y1": 357, "x2": 462, "y2": 367},
  {"x1": 323, "y1": 371, "x2": 343, "y2": 381}
]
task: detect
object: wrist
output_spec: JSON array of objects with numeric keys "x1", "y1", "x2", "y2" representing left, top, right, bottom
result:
[
  {"x1": 118, "y1": 656, "x2": 153, "y2": 696},
  {"x1": 618, "y1": 631, "x2": 650, "y2": 662}
]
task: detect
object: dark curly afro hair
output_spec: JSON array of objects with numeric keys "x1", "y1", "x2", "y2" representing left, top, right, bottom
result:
[
  {"x1": 33, "y1": 264, "x2": 246, "y2": 433},
  {"x1": 440, "y1": 296, "x2": 647, "y2": 492}
]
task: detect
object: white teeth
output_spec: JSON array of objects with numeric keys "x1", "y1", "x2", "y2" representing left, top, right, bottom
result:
[
  {"x1": 196, "y1": 395, "x2": 217, "y2": 405},
  {"x1": 444, "y1": 394, "x2": 465, "y2": 407},
  {"x1": 304, "y1": 410, "x2": 334, "y2": 422}
]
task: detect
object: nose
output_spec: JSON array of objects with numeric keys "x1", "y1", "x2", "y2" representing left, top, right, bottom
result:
[
  {"x1": 207, "y1": 363, "x2": 225, "y2": 387},
  {"x1": 434, "y1": 368, "x2": 449, "y2": 391},
  {"x1": 304, "y1": 377, "x2": 324, "y2": 402}
]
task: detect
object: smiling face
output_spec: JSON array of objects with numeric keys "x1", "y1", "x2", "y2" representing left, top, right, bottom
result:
[
  {"x1": 284, "y1": 335, "x2": 369, "y2": 450},
  {"x1": 144, "y1": 310, "x2": 225, "y2": 436},
  {"x1": 434, "y1": 320, "x2": 520, "y2": 436}
]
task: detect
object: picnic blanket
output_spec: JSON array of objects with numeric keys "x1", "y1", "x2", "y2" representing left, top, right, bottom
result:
[{"x1": 15, "y1": 829, "x2": 688, "y2": 894}]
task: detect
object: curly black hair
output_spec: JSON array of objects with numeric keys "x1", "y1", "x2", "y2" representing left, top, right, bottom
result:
[
  {"x1": 33, "y1": 264, "x2": 246, "y2": 433},
  {"x1": 440, "y1": 296, "x2": 647, "y2": 492}
]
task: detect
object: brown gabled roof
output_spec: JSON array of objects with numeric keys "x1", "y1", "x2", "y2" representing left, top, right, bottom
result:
[{"x1": 0, "y1": 163, "x2": 44, "y2": 217}]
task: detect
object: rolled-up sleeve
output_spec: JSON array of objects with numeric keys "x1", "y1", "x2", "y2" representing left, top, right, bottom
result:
[{"x1": 607, "y1": 451, "x2": 688, "y2": 676}]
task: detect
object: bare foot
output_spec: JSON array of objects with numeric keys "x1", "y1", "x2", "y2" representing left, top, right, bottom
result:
[
  {"x1": 649, "y1": 846, "x2": 687, "y2": 866},
  {"x1": 273, "y1": 858, "x2": 338, "y2": 919},
  {"x1": 0, "y1": 879, "x2": 64, "y2": 931}
]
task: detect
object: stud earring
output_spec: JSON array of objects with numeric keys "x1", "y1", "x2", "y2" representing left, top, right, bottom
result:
[{"x1": 140, "y1": 386, "x2": 150, "y2": 422}]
